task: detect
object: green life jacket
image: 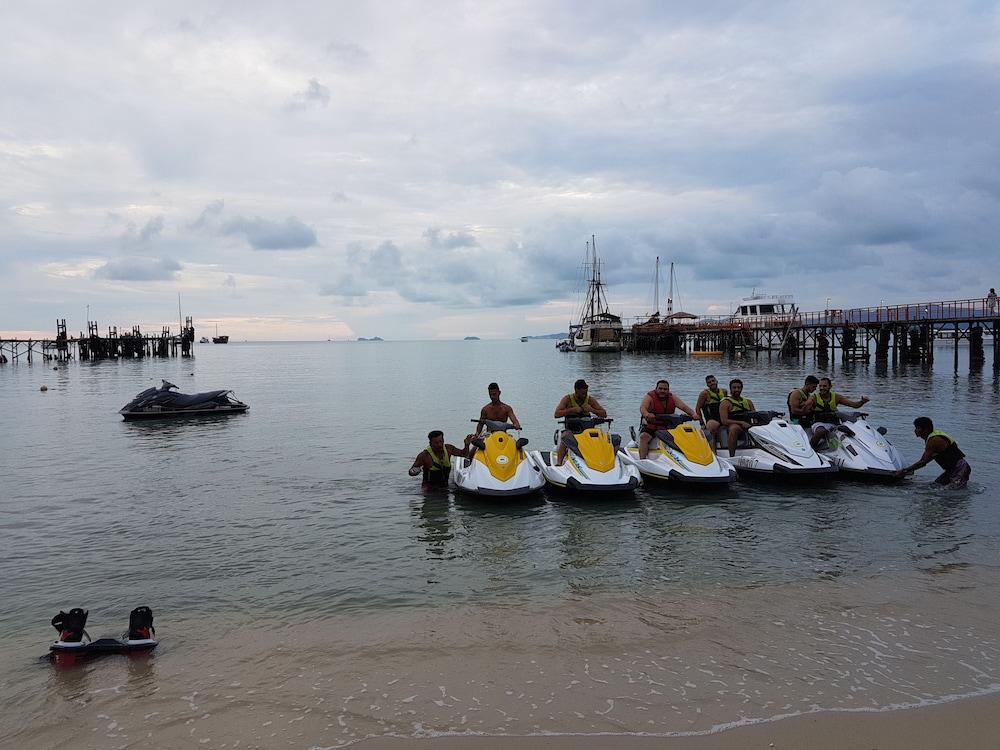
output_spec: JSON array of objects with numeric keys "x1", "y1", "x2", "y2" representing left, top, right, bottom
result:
[
  {"x1": 723, "y1": 395, "x2": 751, "y2": 416},
  {"x1": 422, "y1": 444, "x2": 451, "y2": 486},
  {"x1": 927, "y1": 430, "x2": 966, "y2": 471},
  {"x1": 706, "y1": 387, "x2": 727, "y2": 404},
  {"x1": 787, "y1": 388, "x2": 812, "y2": 425},
  {"x1": 813, "y1": 391, "x2": 838, "y2": 416},
  {"x1": 425, "y1": 444, "x2": 451, "y2": 469},
  {"x1": 567, "y1": 393, "x2": 591, "y2": 409}
]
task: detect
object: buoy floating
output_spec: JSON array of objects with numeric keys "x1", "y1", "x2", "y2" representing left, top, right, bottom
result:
[{"x1": 40, "y1": 385, "x2": 49, "y2": 391}]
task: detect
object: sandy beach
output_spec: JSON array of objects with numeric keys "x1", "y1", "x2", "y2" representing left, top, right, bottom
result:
[{"x1": 353, "y1": 692, "x2": 1000, "y2": 750}]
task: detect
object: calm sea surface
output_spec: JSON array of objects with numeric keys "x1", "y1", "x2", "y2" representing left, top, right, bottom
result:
[{"x1": 1, "y1": 340, "x2": 998, "y2": 748}]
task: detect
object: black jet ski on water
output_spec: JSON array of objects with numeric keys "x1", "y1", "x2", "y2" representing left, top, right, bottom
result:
[
  {"x1": 120, "y1": 380, "x2": 248, "y2": 420},
  {"x1": 49, "y1": 607, "x2": 158, "y2": 661}
]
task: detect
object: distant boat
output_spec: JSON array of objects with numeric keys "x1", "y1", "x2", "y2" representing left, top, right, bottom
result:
[
  {"x1": 212, "y1": 324, "x2": 229, "y2": 344},
  {"x1": 199, "y1": 336, "x2": 209, "y2": 344},
  {"x1": 357, "y1": 336, "x2": 384, "y2": 342},
  {"x1": 520, "y1": 336, "x2": 529, "y2": 342},
  {"x1": 570, "y1": 235, "x2": 622, "y2": 353},
  {"x1": 464, "y1": 336, "x2": 480, "y2": 341}
]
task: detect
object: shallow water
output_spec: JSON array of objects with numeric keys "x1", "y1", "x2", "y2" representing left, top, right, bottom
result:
[{"x1": 1, "y1": 341, "x2": 998, "y2": 747}]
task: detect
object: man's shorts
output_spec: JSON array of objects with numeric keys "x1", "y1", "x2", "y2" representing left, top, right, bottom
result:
[
  {"x1": 811, "y1": 422, "x2": 837, "y2": 434},
  {"x1": 934, "y1": 458, "x2": 971, "y2": 489}
]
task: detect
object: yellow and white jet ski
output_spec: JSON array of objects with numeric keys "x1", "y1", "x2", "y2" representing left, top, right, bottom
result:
[
  {"x1": 528, "y1": 417, "x2": 641, "y2": 493},
  {"x1": 623, "y1": 414, "x2": 736, "y2": 485},
  {"x1": 451, "y1": 419, "x2": 544, "y2": 497}
]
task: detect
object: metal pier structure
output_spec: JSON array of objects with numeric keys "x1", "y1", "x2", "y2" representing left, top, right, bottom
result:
[
  {"x1": 0, "y1": 318, "x2": 196, "y2": 363},
  {"x1": 623, "y1": 297, "x2": 1000, "y2": 371}
]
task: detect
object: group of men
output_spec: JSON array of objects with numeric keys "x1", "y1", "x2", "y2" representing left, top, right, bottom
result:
[{"x1": 410, "y1": 376, "x2": 971, "y2": 489}]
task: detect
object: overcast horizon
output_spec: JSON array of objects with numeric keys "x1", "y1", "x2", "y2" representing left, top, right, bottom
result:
[{"x1": 3, "y1": 1, "x2": 999, "y2": 341}]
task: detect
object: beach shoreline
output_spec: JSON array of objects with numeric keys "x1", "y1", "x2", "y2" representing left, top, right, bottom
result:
[{"x1": 352, "y1": 691, "x2": 1000, "y2": 749}]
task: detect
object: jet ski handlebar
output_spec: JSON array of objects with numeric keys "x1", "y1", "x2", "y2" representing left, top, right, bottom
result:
[
  {"x1": 748, "y1": 410, "x2": 783, "y2": 425},
  {"x1": 561, "y1": 416, "x2": 612, "y2": 429},
  {"x1": 471, "y1": 418, "x2": 516, "y2": 432}
]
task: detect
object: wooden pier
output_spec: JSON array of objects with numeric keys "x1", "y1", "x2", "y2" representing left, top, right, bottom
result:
[
  {"x1": 0, "y1": 318, "x2": 196, "y2": 363},
  {"x1": 624, "y1": 297, "x2": 1000, "y2": 371}
]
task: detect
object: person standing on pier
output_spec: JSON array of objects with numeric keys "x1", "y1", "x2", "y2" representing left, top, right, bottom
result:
[
  {"x1": 637, "y1": 379, "x2": 699, "y2": 459},
  {"x1": 788, "y1": 375, "x2": 819, "y2": 426},
  {"x1": 719, "y1": 379, "x2": 755, "y2": 457},
  {"x1": 553, "y1": 379, "x2": 608, "y2": 466},
  {"x1": 987, "y1": 288, "x2": 998, "y2": 315},
  {"x1": 695, "y1": 375, "x2": 728, "y2": 442},
  {"x1": 809, "y1": 377, "x2": 869, "y2": 449},
  {"x1": 896, "y1": 417, "x2": 972, "y2": 489}
]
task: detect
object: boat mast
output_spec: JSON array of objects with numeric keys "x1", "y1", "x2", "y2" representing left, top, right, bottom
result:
[
  {"x1": 654, "y1": 257, "x2": 660, "y2": 316},
  {"x1": 667, "y1": 262, "x2": 674, "y2": 317}
]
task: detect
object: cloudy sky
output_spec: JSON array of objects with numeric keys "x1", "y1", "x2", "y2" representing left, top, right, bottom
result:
[{"x1": 2, "y1": 1, "x2": 998, "y2": 340}]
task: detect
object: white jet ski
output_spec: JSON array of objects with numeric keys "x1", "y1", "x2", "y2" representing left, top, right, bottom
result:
[
  {"x1": 622, "y1": 414, "x2": 736, "y2": 485},
  {"x1": 528, "y1": 416, "x2": 641, "y2": 493},
  {"x1": 451, "y1": 419, "x2": 544, "y2": 497},
  {"x1": 815, "y1": 411, "x2": 903, "y2": 480},
  {"x1": 715, "y1": 411, "x2": 837, "y2": 479}
]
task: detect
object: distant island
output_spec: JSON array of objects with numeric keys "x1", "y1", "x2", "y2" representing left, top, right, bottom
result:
[
  {"x1": 357, "y1": 336, "x2": 384, "y2": 342},
  {"x1": 464, "y1": 336, "x2": 480, "y2": 340},
  {"x1": 523, "y1": 332, "x2": 568, "y2": 340}
]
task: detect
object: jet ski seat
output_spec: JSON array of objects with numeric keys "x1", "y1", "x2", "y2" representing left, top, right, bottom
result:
[
  {"x1": 52, "y1": 608, "x2": 89, "y2": 643},
  {"x1": 715, "y1": 426, "x2": 750, "y2": 449},
  {"x1": 611, "y1": 434, "x2": 622, "y2": 450}
]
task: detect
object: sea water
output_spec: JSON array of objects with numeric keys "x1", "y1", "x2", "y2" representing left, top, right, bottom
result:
[{"x1": 1, "y1": 341, "x2": 998, "y2": 748}]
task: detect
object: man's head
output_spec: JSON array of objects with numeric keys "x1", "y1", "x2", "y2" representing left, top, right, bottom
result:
[
  {"x1": 705, "y1": 374, "x2": 718, "y2": 390},
  {"x1": 487, "y1": 382, "x2": 501, "y2": 401},
  {"x1": 913, "y1": 416, "x2": 934, "y2": 439},
  {"x1": 574, "y1": 378, "x2": 588, "y2": 397},
  {"x1": 427, "y1": 430, "x2": 445, "y2": 451},
  {"x1": 729, "y1": 378, "x2": 743, "y2": 397},
  {"x1": 654, "y1": 379, "x2": 670, "y2": 399},
  {"x1": 803, "y1": 374, "x2": 819, "y2": 393},
  {"x1": 818, "y1": 377, "x2": 832, "y2": 396}
]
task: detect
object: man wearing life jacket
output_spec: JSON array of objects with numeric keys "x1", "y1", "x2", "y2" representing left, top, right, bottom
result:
[
  {"x1": 553, "y1": 379, "x2": 607, "y2": 465},
  {"x1": 896, "y1": 417, "x2": 972, "y2": 489},
  {"x1": 695, "y1": 374, "x2": 728, "y2": 442},
  {"x1": 809, "y1": 377, "x2": 870, "y2": 450},
  {"x1": 408, "y1": 430, "x2": 471, "y2": 488},
  {"x1": 718, "y1": 379, "x2": 755, "y2": 457},
  {"x1": 787, "y1": 375, "x2": 819, "y2": 427},
  {"x1": 638, "y1": 379, "x2": 698, "y2": 459},
  {"x1": 475, "y1": 382, "x2": 522, "y2": 434}
]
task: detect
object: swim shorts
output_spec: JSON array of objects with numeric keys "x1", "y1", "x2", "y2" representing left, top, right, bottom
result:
[{"x1": 934, "y1": 458, "x2": 971, "y2": 489}]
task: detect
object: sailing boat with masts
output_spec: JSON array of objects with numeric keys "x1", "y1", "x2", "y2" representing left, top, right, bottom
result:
[{"x1": 569, "y1": 236, "x2": 623, "y2": 353}]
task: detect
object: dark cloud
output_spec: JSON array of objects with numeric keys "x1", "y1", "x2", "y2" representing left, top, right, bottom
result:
[
  {"x1": 190, "y1": 199, "x2": 225, "y2": 230},
  {"x1": 424, "y1": 227, "x2": 479, "y2": 249},
  {"x1": 222, "y1": 216, "x2": 318, "y2": 250},
  {"x1": 119, "y1": 216, "x2": 165, "y2": 248},
  {"x1": 94, "y1": 257, "x2": 182, "y2": 281},
  {"x1": 319, "y1": 274, "x2": 368, "y2": 298},
  {"x1": 285, "y1": 78, "x2": 331, "y2": 111},
  {"x1": 325, "y1": 41, "x2": 370, "y2": 68}
]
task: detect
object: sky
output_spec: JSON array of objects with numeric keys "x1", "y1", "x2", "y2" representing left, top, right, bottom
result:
[{"x1": 2, "y1": 1, "x2": 999, "y2": 340}]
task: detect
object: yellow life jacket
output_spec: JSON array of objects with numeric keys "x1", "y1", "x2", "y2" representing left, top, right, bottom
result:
[
  {"x1": 567, "y1": 393, "x2": 591, "y2": 409},
  {"x1": 425, "y1": 444, "x2": 451, "y2": 469},
  {"x1": 723, "y1": 395, "x2": 751, "y2": 416},
  {"x1": 813, "y1": 391, "x2": 838, "y2": 416}
]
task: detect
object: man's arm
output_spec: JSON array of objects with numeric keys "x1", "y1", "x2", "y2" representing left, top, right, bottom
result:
[
  {"x1": 505, "y1": 405, "x2": 522, "y2": 430},
  {"x1": 446, "y1": 439, "x2": 471, "y2": 458},
  {"x1": 673, "y1": 396, "x2": 697, "y2": 420},
  {"x1": 836, "y1": 394, "x2": 870, "y2": 409},
  {"x1": 898, "y1": 441, "x2": 942, "y2": 476},
  {"x1": 408, "y1": 450, "x2": 429, "y2": 476},
  {"x1": 788, "y1": 391, "x2": 814, "y2": 418},
  {"x1": 694, "y1": 389, "x2": 708, "y2": 418},
  {"x1": 639, "y1": 394, "x2": 655, "y2": 423},
  {"x1": 588, "y1": 397, "x2": 608, "y2": 419}
]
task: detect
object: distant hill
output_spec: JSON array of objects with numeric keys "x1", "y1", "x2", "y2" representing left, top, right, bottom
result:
[
  {"x1": 357, "y1": 336, "x2": 384, "y2": 342},
  {"x1": 464, "y1": 336, "x2": 481, "y2": 340},
  {"x1": 523, "y1": 332, "x2": 568, "y2": 340}
]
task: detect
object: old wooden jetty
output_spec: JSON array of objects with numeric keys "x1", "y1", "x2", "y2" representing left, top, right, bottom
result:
[
  {"x1": 0, "y1": 318, "x2": 196, "y2": 363},
  {"x1": 623, "y1": 296, "x2": 1000, "y2": 371}
]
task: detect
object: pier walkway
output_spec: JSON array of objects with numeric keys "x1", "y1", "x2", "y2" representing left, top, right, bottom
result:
[{"x1": 0, "y1": 318, "x2": 195, "y2": 363}]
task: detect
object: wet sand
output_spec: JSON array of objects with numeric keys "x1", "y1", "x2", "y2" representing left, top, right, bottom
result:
[{"x1": 354, "y1": 692, "x2": 1000, "y2": 749}]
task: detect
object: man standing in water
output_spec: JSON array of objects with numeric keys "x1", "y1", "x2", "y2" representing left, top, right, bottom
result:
[
  {"x1": 553, "y1": 379, "x2": 607, "y2": 466},
  {"x1": 896, "y1": 417, "x2": 972, "y2": 489},
  {"x1": 408, "y1": 430, "x2": 471, "y2": 488},
  {"x1": 638, "y1": 379, "x2": 698, "y2": 459},
  {"x1": 695, "y1": 374, "x2": 727, "y2": 443},
  {"x1": 718, "y1": 379, "x2": 755, "y2": 457},
  {"x1": 475, "y1": 382, "x2": 522, "y2": 433}
]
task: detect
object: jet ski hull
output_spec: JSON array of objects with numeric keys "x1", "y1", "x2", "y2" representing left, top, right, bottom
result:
[
  {"x1": 451, "y1": 458, "x2": 545, "y2": 497},
  {"x1": 818, "y1": 415, "x2": 904, "y2": 481},
  {"x1": 716, "y1": 415, "x2": 837, "y2": 479},
  {"x1": 623, "y1": 425, "x2": 737, "y2": 485},
  {"x1": 528, "y1": 450, "x2": 641, "y2": 493},
  {"x1": 121, "y1": 404, "x2": 249, "y2": 420}
]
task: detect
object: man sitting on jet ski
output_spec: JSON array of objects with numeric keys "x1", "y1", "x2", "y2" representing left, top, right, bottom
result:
[
  {"x1": 896, "y1": 417, "x2": 972, "y2": 489},
  {"x1": 475, "y1": 382, "x2": 522, "y2": 434},
  {"x1": 408, "y1": 430, "x2": 472, "y2": 488},
  {"x1": 809, "y1": 377, "x2": 869, "y2": 449},
  {"x1": 638, "y1": 379, "x2": 699, "y2": 459},
  {"x1": 718, "y1": 379, "x2": 756, "y2": 457},
  {"x1": 695, "y1": 374, "x2": 727, "y2": 443},
  {"x1": 788, "y1": 375, "x2": 819, "y2": 427},
  {"x1": 553, "y1": 379, "x2": 607, "y2": 466}
]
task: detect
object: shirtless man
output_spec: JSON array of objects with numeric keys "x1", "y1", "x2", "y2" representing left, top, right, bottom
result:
[{"x1": 475, "y1": 382, "x2": 522, "y2": 434}]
